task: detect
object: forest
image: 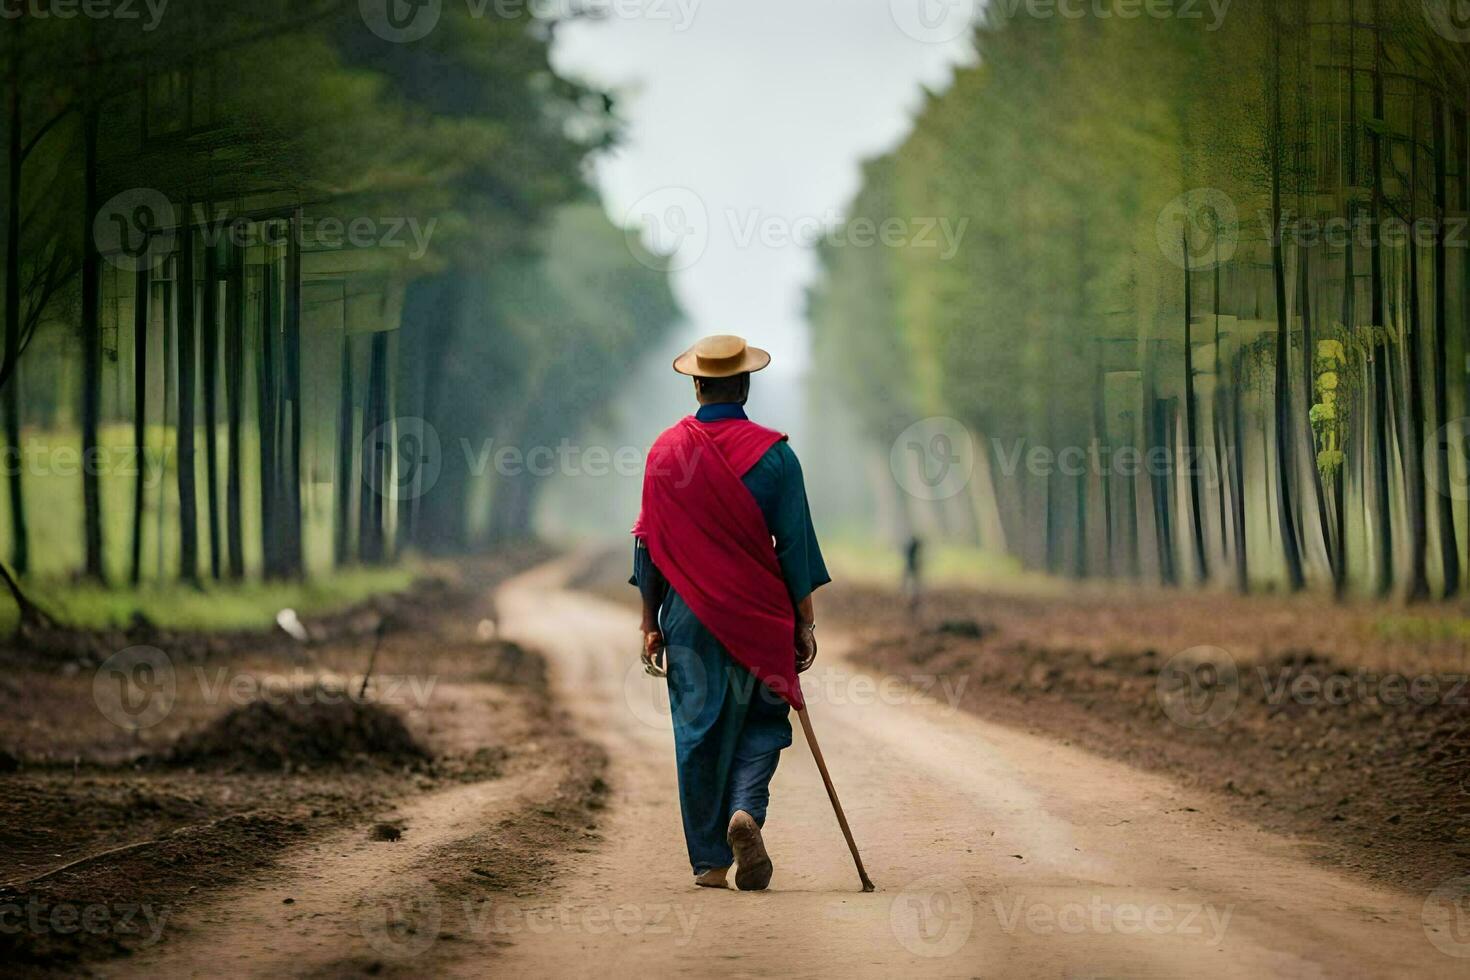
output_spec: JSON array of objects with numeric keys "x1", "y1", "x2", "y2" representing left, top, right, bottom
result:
[
  {"x1": 0, "y1": 0, "x2": 680, "y2": 616},
  {"x1": 810, "y1": 0, "x2": 1470, "y2": 599}
]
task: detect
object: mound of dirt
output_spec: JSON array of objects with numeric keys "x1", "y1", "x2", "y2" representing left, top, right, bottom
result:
[
  {"x1": 477, "y1": 640, "x2": 547, "y2": 689},
  {"x1": 166, "y1": 691, "x2": 431, "y2": 772},
  {"x1": 930, "y1": 618, "x2": 992, "y2": 640}
]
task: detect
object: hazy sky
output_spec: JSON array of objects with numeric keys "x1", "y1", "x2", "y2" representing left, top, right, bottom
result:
[
  {"x1": 550, "y1": 0, "x2": 975, "y2": 378},
  {"x1": 538, "y1": 2, "x2": 973, "y2": 538}
]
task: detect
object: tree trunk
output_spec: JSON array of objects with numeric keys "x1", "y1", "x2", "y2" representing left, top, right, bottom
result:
[
  {"x1": 130, "y1": 265, "x2": 148, "y2": 586},
  {"x1": 1091, "y1": 358, "x2": 1113, "y2": 576},
  {"x1": 335, "y1": 329, "x2": 355, "y2": 566},
  {"x1": 0, "y1": 559, "x2": 55, "y2": 636},
  {"x1": 1368, "y1": 0, "x2": 1394, "y2": 597},
  {"x1": 1299, "y1": 245, "x2": 1335, "y2": 577},
  {"x1": 1403, "y1": 93, "x2": 1430, "y2": 603},
  {"x1": 1332, "y1": 0, "x2": 1357, "y2": 601},
  {"x1": 1182, "y1": 231, "x2": 1208, "y2": 582},
  {"x1": 225, "y1": 241, "x2": 245, "y2": 579},
  {"x1": 1269, "y1": 15, "x2": 1305, "y2": 592},
  {"x1": 1431, "y1": 97, "x2": 1459, "y2": 597},
  {"x1": 393, "y1": 277, "x2": 442, "y2": 550},
  {"x1": 1040, "y1": 400, "x2": 1061, "y2": 576},
  {"x1": 987, "y1": 434, "x2": 1027, "y2": 566},
  {"x1": 4, "y1": 41, "x2": 26, "y2": 576},
  {"x1": 1151, "y1": 393, "x2": 1177, "y2": 586},
  {"x1": 257, "y1": 256, "x2": 281, "y2": 579},
  {"x1": 1121, "y1": 473, "x2": 1142, "y2": 578},
  {"x1": 1043, "y1": 457, "x2": 1062, "y2": 576},
  {"x1": 413, "y1": 273, "x2": 471, "y2": 553},
  {"x1": 281, "y1": 208, "x2": 304, "y2": 577},
  {"x1": 156, "y1": 273, "x2": 173, "y2": 580},
  {"x1": 1461, "y1": 107, "x2": 1470, "y2": 590},
  {"x1": 359, "y1": 330, "x2": 390, "y2": 563},
  {"x1": 176, "y1": 211, "x2": 200, "y2": 586},
  {"x1": 1461, "y1": 106, "x2": 1470, "y2": 590},
  {"x1": 1212, "y1": 256, "x2": 1229, "y2": 568},
  {"x1": 80, "y1": 102, "x2": 105, "y2": 583},
  {"x1": 201, "y1": 240, "x2": 221, "y2": 580},
  {"x1": 1228, "y1": 359, "x2": 1250, "y2": 593},
  {"x1": 487, "y1": 467, "x2": 535, "y2": 545},
  {"x1": 1072, "y1": 467, "x2": 1087, "y2": 578},
  {"x1": 1334, "y1": 212, "x2": 1356, "y2": 599}
]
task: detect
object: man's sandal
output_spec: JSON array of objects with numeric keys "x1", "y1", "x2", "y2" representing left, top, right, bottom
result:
[{"x1": 694, "y1": 866, "x2": 729, "y2": 888}]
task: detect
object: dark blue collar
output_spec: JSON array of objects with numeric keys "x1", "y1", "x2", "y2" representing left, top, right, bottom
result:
[{"x1": 695, "y1": 403, "x2": 748, "y2": 422}]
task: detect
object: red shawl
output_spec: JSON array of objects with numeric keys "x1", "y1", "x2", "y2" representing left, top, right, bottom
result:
[{"x1": 632, "y1": 416, "x2": 803, "y2": 709}]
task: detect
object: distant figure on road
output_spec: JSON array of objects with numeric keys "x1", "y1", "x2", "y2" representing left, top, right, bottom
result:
[
  {"x1": 630, "y1": 334, "x2": 829, "y2": 891},
  {"x1": 902, "y1": 534, "x2": 923, "y2": 617}
]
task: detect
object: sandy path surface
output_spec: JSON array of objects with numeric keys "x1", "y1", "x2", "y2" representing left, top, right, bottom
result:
[
  {"x1": 479, "y1": 560, "x2": 1461, "y2": 979},
  {"x1": 102, "y1": 559, "x2": 1463, "y2": 978}
]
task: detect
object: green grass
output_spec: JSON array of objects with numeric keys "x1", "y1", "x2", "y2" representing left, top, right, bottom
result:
[
  {"x1": 11, "y1": 564, "x2": 419, "y2": 633},
  {"x1": 1373, "y1": 614, "x2": 1470, "y2": 644},
  {"x1": 821, "y1": 534, "x2": 1061, "y2": 594},
  {"x1": 0, "y1": 424, "x2": 419, "y2": 633}
]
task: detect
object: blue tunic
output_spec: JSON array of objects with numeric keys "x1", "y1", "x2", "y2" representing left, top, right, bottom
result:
[{"x1": 632, "y1": 402, "x2": 830, "y2": 874}]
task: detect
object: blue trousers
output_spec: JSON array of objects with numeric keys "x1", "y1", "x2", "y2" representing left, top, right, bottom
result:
[
  {"x1": 729, "y1": 746, "x2": 781, "y2": 827},
  {"x1": 633, "y1": 542, "x2": 793, "y2": 874},
  {"x1": 663, "y1": 605, "x2": 792, "y2": 875}
]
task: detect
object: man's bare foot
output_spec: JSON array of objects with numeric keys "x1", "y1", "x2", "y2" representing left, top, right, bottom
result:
[
  {"x1": 694, "y1": 866, "x2": 729, "y2": 888},
  {"x1": 727, "y1": 810, "x2": 773, "y2": 891}
]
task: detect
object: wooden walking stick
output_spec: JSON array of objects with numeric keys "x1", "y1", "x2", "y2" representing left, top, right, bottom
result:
[{"x1": 797, "y1": 705, "x2": 875, "y2": 892}]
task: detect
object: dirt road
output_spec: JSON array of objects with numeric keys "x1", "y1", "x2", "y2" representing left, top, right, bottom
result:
[
  {"x1": 488, "y1": 560, "x2": 1459, "y2": 979},
  {"x1": 113, "y1": 559, "x2": 1464, "y2": 977}
]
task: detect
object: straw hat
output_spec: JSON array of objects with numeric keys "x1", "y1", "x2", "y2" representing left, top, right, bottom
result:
[{"x1": 672, "y1": 334, "x2": 771, "y2": 377}]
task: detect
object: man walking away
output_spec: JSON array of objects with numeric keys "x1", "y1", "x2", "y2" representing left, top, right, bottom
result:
[{"x1": 631, "y1": 334, "x2": 829, "y2": 890}]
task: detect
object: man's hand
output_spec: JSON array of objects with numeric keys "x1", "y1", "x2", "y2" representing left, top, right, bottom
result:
[
  {"x1": 794, "y1": 623, "x2": 817, "y2": 674},
  {"x1": 641, "y1": 629, "x2": 667, "y2": 677}
]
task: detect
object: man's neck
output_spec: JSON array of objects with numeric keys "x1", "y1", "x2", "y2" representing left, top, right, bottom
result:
[{"x1": 695, "y1": 403, "x2": 748, "y2": 422}]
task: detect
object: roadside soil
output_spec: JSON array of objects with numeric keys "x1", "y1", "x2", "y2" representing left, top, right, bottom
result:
[
  {"x1": 7, "y1": 549, "x2": 1468, "y2": 977},
  {"x1": 0, "y1": 546, "x2": 607, "y2": 976},
  {"x1": 827, "y1": 581, "x2": 1470, "y2": 891}
]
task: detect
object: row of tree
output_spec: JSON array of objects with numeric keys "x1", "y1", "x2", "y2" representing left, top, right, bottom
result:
[
  {"x1": 810, "y1": 0, "x2": 1470, "y2": 599},
  {"x1": 1, "y1": 2, "x2": 681, "y2": 588}
]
